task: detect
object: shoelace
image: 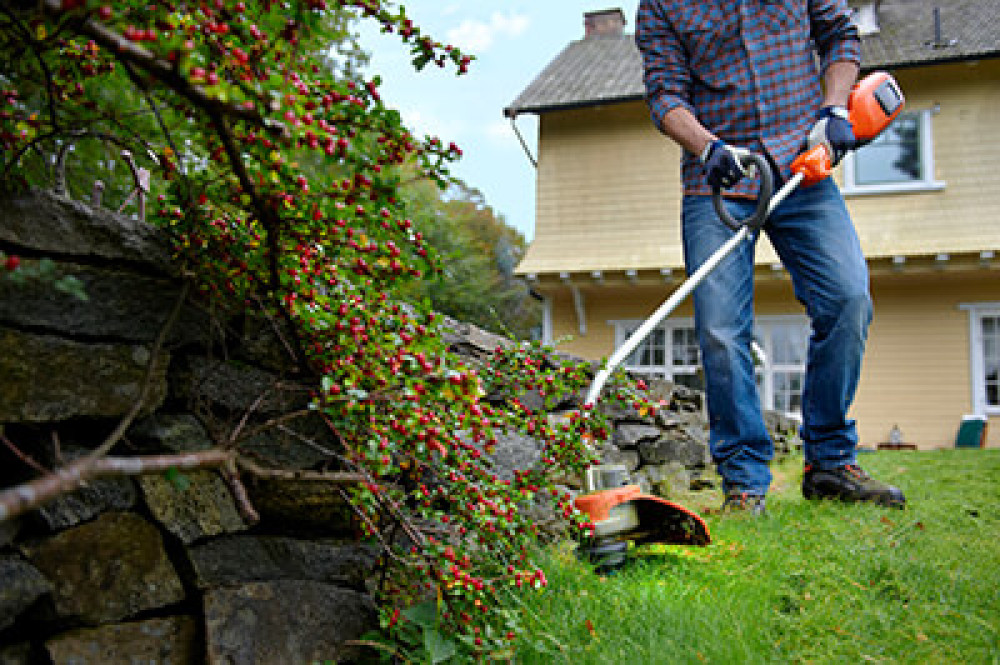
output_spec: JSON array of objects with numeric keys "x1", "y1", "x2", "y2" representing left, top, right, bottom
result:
[{"x1": 843, "y1": 464, "x2": 871, "y2": 480}]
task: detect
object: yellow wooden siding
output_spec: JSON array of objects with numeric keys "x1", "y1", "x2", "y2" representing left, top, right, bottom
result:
[
  {"x1": 540, "y1": 269, "x2": 997, "y2": 449},
  {"x1": 518, "y1": 59, "x2": 1000, "y2": 276},
  {"x1": 854, "y1": 272, "x2": 999, "y2": 449},
  {"x1": 842, "y1": 60, "x2": 1000, "y2": 258},
  {"x1": 518, "y1": 102, "x2": 685, "y2": 275}
]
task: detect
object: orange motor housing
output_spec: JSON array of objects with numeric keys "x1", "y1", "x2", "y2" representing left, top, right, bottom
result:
[
  {"x1": 848, "y1": 71, "x2": 905, "y2": 142},
  {"x1": 792, "y1": 71, "x2": 905, "y2": 186}
]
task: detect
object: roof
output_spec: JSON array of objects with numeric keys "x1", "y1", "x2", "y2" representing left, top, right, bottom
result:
[
  {"x1": 504, "y1": 34, "x2": 643, "y2": 117},
  {"x1": 504, "y1": 0, "x2": 1000, "y2": 116}
]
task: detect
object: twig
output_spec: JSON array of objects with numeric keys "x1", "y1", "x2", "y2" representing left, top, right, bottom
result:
[
  {"x1": 86, "y1": 280, "x2": 191, "y2": 462},
  {"x1": 236, "y1": 458, "x2": 366, "y2": 485},
  {"x1": 231, "y1": 408, "x2": 314, "y2": 446},
  {"x1": 0, "y1": 431, "x2": 49, "y2": 475},
  {"x1": 0, "y1": 449, "x2": 233, "y2": 522},
  {"x1": 273, "y1": 423, "x2": 342, "y2": 459},
  {"x1": 42, "y1": 1, "x2": 286, "y2": 137},
  {"x1": 226, "y1": 389, "x2": 273, "y2": 447},
  {"x1": 221, "y1": 457, "x2": 259, "y2": 524}
]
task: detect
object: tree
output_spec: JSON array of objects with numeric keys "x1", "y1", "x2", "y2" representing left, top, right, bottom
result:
[
  {"x1": 401, "y1": 176, "x2": 540, "y2": 339},
  {"x1": 0, "y1": 1, "x2": 644, "y2": 658}
]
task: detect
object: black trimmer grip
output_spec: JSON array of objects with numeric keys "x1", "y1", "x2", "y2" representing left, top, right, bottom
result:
[{"x1": 711, "y1": 152, "x2": 774, "y2": 231}]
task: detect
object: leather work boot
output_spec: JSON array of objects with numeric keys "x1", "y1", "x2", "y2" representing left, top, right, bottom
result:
[
  {"x1": 722, "y1": 492, "x2": 767, "y2": 516},
  {"x1": 802, "y1": 464, "x2": 906, "y2": 508}
]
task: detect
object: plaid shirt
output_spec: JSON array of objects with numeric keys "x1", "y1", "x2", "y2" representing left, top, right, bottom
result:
[{"x1": 636, "y1": 0, "x2": 861, "y2": 196}]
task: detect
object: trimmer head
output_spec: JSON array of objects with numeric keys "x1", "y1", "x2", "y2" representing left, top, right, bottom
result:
[{"x1": 573, "y1": 465, "x2": 710, "y2": 571}]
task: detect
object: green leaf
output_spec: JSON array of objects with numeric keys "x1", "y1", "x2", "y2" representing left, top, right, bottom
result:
[
  {"x1": 54, "y1": 275, "x2": 88, "y2": 301},
  {"x1": 37, "y1": 258, "x2": 56, "y2": 277},
  {"x1": 402, "y1": 600, "x2": 437, "y2": 629},
  {"x1": 423, "y1": 628, "x2": 457, "y2": 664},
  {"x1": 164, "y1": 467, "x2": 191, "y2": 491}
]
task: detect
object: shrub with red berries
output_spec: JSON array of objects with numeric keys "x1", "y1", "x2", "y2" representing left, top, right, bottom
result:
[{"x1": 0, "y1": 1, "x2": 652, "y2": 658}]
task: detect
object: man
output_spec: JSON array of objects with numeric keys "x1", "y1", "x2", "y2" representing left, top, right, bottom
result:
[{"x1": 635, "y1": 0, "x2": 905, "y2": 514}]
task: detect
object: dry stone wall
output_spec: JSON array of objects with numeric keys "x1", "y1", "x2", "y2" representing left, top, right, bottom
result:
[{"x1": 0, "y1": 190, "x2": 799, "y2": 663}]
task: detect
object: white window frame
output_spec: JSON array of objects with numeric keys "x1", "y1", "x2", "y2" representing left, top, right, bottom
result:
[
  {"x1": 842, "y1": 108, "x2": 945, "y2": 196},
  {"x1": 612, "y1": 317, "x2": 699, "y2": 384},
  {"x1": 960, "y1": 302, "x2": 1000, "y2": 417},
  {"x1": 610, "y1": 315, "x2": 808, "y2": 418},
  {"x1": 752, "y1": 315, "x2": 810, "y2": 420}
]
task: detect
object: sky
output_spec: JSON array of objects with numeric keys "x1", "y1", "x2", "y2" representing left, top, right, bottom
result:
[{"x1": 357, "y1": 2, "x2": 641, "y2": 241}]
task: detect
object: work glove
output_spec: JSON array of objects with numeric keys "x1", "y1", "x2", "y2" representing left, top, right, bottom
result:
[
  {"x1": 701, "y1": 140, "x2": 752, "y2": 190},
  {"x1": 807, "y1": 105, "x2": 856, "y2": 167}
]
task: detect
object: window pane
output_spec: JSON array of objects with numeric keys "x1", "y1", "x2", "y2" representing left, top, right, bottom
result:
[
  {"x1": 855, "y1": 113, "x2": 922, "y2": 185},
  {"x1": 771, "y1": 323, "x2": 808, "y2": 364},
  {"x1": 627, "y1": 328, "x2": 665, "y2": 369},
  {"x1": 672, "y1": 327, "x2": 700, "y2": 367},
  {"x1": 774, "y1": 371, "x2": 804, "y2": 414},
  {"x1": 984, "y1": 316, "x2": 1000, "y2": 407},
  {"x1": 987, "y1": 366, "x2": 998, "y2": 407},
  {"x1": 673, "y1": 370, "x2": 704, "y2": 393}
]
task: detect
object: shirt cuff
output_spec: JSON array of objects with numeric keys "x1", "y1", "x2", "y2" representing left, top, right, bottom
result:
[
  {"x1": 647, "y1": 94, "x2": 695, "y2": 134},
  {"x1": 820, "y1": 38, "x2": 862, "y2": 73}
]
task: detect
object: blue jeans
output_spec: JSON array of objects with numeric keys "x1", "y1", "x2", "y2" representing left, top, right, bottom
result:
[{"x1": 681, "y1": 178, "x2": 872, "y2": 496}]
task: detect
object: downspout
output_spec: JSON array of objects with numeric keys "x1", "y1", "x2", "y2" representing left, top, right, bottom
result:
[{"x1": 507, "y1": 111, "x2": 538, "y2": 169}]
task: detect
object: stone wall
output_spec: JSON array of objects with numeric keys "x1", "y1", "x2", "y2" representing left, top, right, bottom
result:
[
  {"x1": 0, "y1": 190, "x2": 799, "y2": 663},
  {"x1": 0, "y1": 191, "x2": 377, "y2": 664}
]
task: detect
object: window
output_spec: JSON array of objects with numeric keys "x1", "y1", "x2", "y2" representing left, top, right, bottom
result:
[
  {"x1": 614, "y1": 322, "x2": 703, "y2": 391},
  {"x1": 842, "y1": 109, "x2": 945, "y2": 195},
  {"x1": 963, "y1": 303, "x2": 1000, "y2": 416},
  {"x1": 612, "y1": 315, "x2": 809, "y2": 416},
  {"x1": 753, "y1": 318, "x2": 809, "y2": 417}
]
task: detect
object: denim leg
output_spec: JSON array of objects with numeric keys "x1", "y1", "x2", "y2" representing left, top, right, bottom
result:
[
  {"x1": 682, "y1": 195, "x2": 773, "y2": 496},
  {"x1": 764, "y1": 178, "x2": 872, "y2": 470}
]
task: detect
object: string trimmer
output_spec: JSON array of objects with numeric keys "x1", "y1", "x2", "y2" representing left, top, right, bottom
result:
[{"x1": 574, "y1": 72, "x2": 905, "y2": 567}]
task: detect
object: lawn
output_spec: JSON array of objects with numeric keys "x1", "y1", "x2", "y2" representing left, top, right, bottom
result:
[{"x1": 508, "y1": 449, "x2": 1000, "y2": 664}]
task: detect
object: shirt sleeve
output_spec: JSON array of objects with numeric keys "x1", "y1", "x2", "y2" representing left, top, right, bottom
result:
[
  {"x1": 809, "y1": 0, "x2": 862, "y2": 71},
  {"x1": 635, "y1": 1, "x2": 695, "y2": 133}
]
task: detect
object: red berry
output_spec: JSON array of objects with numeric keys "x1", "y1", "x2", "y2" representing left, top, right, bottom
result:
[{"x1": 4, "y1": 255, "x2": 19, "y2": 272}]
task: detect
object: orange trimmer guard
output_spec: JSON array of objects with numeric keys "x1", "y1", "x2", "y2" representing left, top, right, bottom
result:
[
  {"x1": 630, "y1": 495, "x2": 710, "y2": 546},
  {"x1": 575, "y1": 488, "x2": 710, "y2": 547}
]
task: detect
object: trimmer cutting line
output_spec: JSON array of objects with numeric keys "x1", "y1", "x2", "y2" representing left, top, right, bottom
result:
[{"x1": 573, "y1": 72, "x2": 905, "y2": 563}]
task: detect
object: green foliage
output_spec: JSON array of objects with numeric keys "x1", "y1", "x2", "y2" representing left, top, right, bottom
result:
[
  {"x1": 510, "y1": 450, "x2": 1000, "y2": 663},
  {"x1": 400, "y1": 178, "x2": 540, "y2": 339},
  {"x1": 0, "y1": 253, "x2": 88, "y2": 301},
  {"x1": 0, "y1": 1, "x2": 634, "y2": 657}
]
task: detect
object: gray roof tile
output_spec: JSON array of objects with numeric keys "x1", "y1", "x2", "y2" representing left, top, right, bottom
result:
[{"x1": 505, "y1": 0, "x2": 1000, "y2": 116}]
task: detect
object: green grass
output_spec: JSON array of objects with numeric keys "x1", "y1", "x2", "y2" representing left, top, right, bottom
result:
[{"x1": 507, "y1": 450, "x2": 1000, "y2": 664}]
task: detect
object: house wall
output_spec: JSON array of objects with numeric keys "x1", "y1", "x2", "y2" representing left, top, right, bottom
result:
[
  {"x1": 519, "y1": 101, "x2": 685, "y2": 276},
  {"x1": 525, "y1": 58, "x2": 1000, "y2": 451},
  {"x1": 519, "y1": 60, "x2": 1000, "y2": 277},
  {"x1": 841, "y1": 59, "x2": 1000, "y2": 258},
  {"x1": 857, "y1": 270, "x2": 999, "y2": 449},
  {"x1": 539, "y1": 266, "x2": 997, "y2": 450}
]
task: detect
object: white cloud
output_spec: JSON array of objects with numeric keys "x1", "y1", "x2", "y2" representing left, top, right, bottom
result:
[
  {"x1": 398, "y1": 106, "x2": 465, "y2": 144},
  {"x1": 446, "y1": 11, "x2": 530, "y2": 53}
]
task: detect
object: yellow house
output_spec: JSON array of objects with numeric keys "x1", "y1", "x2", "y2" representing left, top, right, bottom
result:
[{"x1": 505, "y1": 1, "x2": 1000, "y2": 449}]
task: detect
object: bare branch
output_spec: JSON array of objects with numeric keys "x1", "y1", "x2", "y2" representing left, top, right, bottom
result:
[
  {"x1": 221, "y1": 457, "x2": 259, "y2": 525},
  {"x1": 0, "y1": 431, "x2": 49, "y2": 475},
  {"x1": 0, "y1": 449, "x2": 234, "y2": 522},
  {"x1": 86, "y1": 280, "x2": 191, "y2": 461},
  {"x1": 236, "y1": 458, "x2": 366, "y2": 485}
]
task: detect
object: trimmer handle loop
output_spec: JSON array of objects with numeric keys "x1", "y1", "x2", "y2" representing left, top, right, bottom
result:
[{"x1": 711, "y1": 151, "x2": 774, "y2": 231}]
